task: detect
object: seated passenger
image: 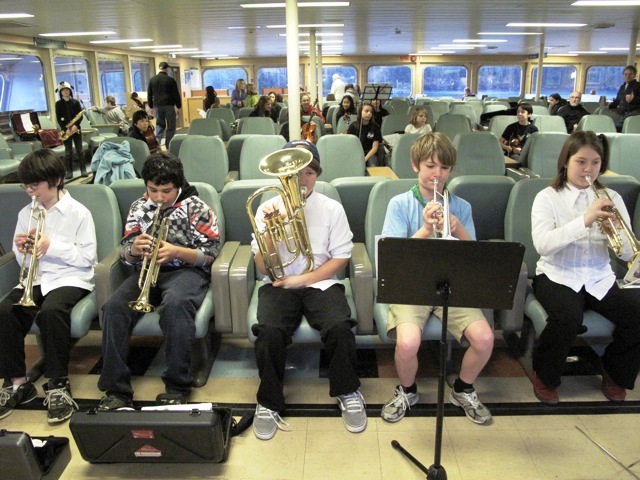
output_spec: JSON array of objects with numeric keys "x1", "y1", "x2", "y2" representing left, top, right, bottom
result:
[
  {"x1": 128, "y1": 110, "x2": 159, "y2": 154},
  {"x1": 300, "y1": 93, "x2": 324, "y2": 122},
  {"x1": 557, "y1": 91, "x2": 590, "y2": 133},
  {"x1": 203, "y1": 85, "x2": 218, "y2": 112},
  {"x1": 245, "y1": 83, "x2": 259, "y2": 109},
  {"x1": 251, "y1": 140, "x2": 366, "y2": 440},
  {"x1": 547, "y1": 93, "x2": 567, "y2": 116},
  {"x1": 336, "y1": 94, "x2": 357, "y2": 126},
  {"x1": 500, "y1": 103, "x2": 538, "y2": 159},
  {"x1": 0, "y1": 150, "x2": 97, "y2": 423},
  {"x1": 404, "y1": 106, "x2": 432, "y2": 135},
  {"x1": 249, "y1": 96, "x2": 275, "y2": 121},
  {"x1": 91, "y1": 95, "x2": 130, "y2": 134},
  {"x1": 380, "y1": 132, "x2": 494, "y2": 425},
  {"x1": 347, "y1": 103, "x2": 383, "y2": 166},
  {"x1": 530, "y1": 131, "x2": 640, "y2": 405},
  {"x1": 267, "y1": 91, "x2": 282, "y2": 123},
  {"x1": 370, "y1": 97, "x2": 389, "y2": 127},
  {"x1": 97, "y1": 153, "x2": 221, "y2": 409}
]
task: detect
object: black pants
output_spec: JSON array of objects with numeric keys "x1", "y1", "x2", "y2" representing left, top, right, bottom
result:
[
  {"x1": 252, "y1": 283, "x2": 359, "y2": 412},
  {"x1": 63, "y1": 132, "x2": 83, "y2": 162},
  {"x1": 0, "y1": 286, "x2": 89, "y2": 380},
  {"x1": 532, "y1": 274, "x2": 640, "y2": 389}
]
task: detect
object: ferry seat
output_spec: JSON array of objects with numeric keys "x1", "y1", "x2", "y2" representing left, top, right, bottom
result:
[
  {"x1": 503, "y1": 177, "x2": 640, "y2": 374},
  {"x1": 387, "y1": 97, "x2": 411, "y2": 114},
  {"x1": 488, "y1": 115, "x2": 517, "y2": 140},
  {"x1": 449, "y1": 103, "x2": 479, "y2": 129},
  {"x1": 278, "y1": 107, "x2": 289, "y2": 124},
  {"x1": 80, "y1": 117, "x2": 105, "y2": 151},
  {"x1": 389, "y1": 132, "x2": 421, "y2": 179},
  {"x1": 168, "y1": 134, "x2": 187, "y2": 158},
  {"x1": 380, "y1": 113, "x2": 410, "y2": 136},
  {"x1": 622, "y1": 115, "x2": 640, "y2": 134},
  {"x1": 237, "y1": 117, "x2": 278, "y2": 135},
  {"x1": 178, "y1": 135, "x2": 229, "y2": 192},
  {"x1": 335, "y1": 115, "x2": 355, "y2": 135},
  {"x1": 608, "y1": 133, "x2": 640, "y2": 178},
  {"x1": 188, "y1": 117, "x2": 223, "y2": 137},
  {"x1": 433, "y1": 114, "x2": 472, "y2": 142},
  {"x1": 510, "y1": 132, "x2": 568, "y2": 181},
  {"x1": 237, "y1": 107, "x2": 254, "y2": 119},
  {"x1": 316, "y1": 135, "x2": 366, "y2": 182},
  {"x1": 33, "y1": 116, "x2": 83, "y2": 158},
  {"x1": 0, "y1": 184, "x2": 122, "y2": 381},
  {"x1": 238, "y1": 135, "x2": 287, "y2": 180},
  {"x1": 531, "y1": 105, "x2": 549, "y2": 117},
  {"x1": 0, "y1": 131, "x2": 40, "y2": 164},
  {"x1": 105, "y1": 137, "x2": 150, "y2": 177},
  {"x1": 577, "y1": 115, "x2": 617, "y2": 134},
  {"x1": 228, "y1": 181, "x2": 374, "y2": 342},
  {"x1": 107, "y1": 180, "x2": 234, "y2": 386},
  {"x1": 532, "y1": 115, "x2": 567, "y2": 133},
  {"x1": 425, "y1": 101, "x2": 449, "y2": 127},
  {"x1": 481, "y1": 104, "x2": 508, "y2": 118},
  {"x1": 84, "y1": 110, "x2": 120, "y2": 138},
  {"x1": 452, "y1": 131, "x2": 504, "y2": 177},
  {"x1": 0, "y1": 145, "x2": 21, "y2": 182},
  {"x1": 206, "y1": 106, "x2": 236, "y2": 125}
]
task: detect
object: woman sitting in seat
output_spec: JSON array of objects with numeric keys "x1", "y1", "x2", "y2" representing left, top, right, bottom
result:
[{"x1": 249, "y1": 96, "x2": 275, "y2": 121}]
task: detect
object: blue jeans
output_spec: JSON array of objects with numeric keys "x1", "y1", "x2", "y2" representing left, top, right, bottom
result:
[
  {"x1": 154, "y1": 105, "x2": 177, "y2": 147},
  {"x1": 98, "y1": 267, "x2": 209, "y2": 398}
]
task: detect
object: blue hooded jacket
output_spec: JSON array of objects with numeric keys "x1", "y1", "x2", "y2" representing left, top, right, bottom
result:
[{"x1": 91, "y1": 140, "x2": 137, "y2": 186}]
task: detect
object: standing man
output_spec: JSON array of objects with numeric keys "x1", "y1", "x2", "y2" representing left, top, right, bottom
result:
[
  {"x1": 147, "y1": 62, "x2": 181, "y2": 150},
  {"x1": 330, "y1": 73, "x2": 346, "y2": 103},
  {"x1": 609, "y1": 65, "x2": 640, "y2": 130},
  {"x1": 558, "y1": 91, "x2": 590, "y2": 133}
]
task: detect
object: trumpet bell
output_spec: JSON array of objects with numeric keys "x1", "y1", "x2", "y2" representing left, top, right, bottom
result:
[{"x1": 259, "y1": 148, "x2": 313, "y2": 177}]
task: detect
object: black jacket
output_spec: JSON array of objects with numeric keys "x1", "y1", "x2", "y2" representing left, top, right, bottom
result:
[
  {"x1": 147, "y1": 72, "x2": 182, "y2": 109},
  {"x1": 557, "y1": 104, "x2": 590, "y2": 133},
  {"x1": 609, "y1": 79, "x2": 640, "y2": 113},
  {"x1": 55, "y1": 97, "x2": 83, "y2": 131}
]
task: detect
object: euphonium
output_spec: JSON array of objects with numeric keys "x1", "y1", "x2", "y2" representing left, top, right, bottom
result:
[
  {"x1": 128, "y1": 203, "x2": 169, "y2": 312},
  {"x1": 431, "y1": 179, "x2": 455, "y2": 240},
  {"x1": 59, "y1": 109, "x2": 85, "y2": 141},
  {"x1": 585, "y1": 175, "x2": 640, "y2": 264},
  {"x1": 246, "y1": 148, "x2": 315, "y2": 280},
  {"x1": 15, "y1": 196, "x2": 45, "y2": 307}
]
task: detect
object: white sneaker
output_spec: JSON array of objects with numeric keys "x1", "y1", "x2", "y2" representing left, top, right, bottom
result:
[
  {"x1": 336, "y1": 390, "x2": 367, "y2": 433},
  {"x1": 449, "y1": 389, "x2": 492, "y2": 424},
  {"x1": 253, "y1": 403, "x2": 289, "y2": 440},
  {"x1": 381, "y1": 385, "x2": 419, "y2": 423}
]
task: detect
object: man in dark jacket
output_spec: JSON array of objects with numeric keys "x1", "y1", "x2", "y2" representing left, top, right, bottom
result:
[
  {"x1": 557, "y1": 91, "x2": 590, "y2": 133},
  {"x1": 609, "y1": 65, "x2": 640, "y2": 130},
  {"x1": 147, "y1": 62, "x2": 181, "y2": 150}
]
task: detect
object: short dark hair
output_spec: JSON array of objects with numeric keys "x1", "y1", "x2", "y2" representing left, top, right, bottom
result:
[
  {"x1": 18, "y1": 149, "x2": 66, "y2": 190},
  {"x1": 549, "y1": 93, "x2": 562, "y2": 102},
  {"x1": 517, "y1": 102, "x2": 533, "y2": 115},
  {"x1": 132, "y1": 110, "x2": 149, "y2": 124},
  {"x1": 551, "y1": 131, "x2": 609, "y2": 190},
  {"x1": 624, "y1": 65, "x2": 638, "y2": 75},
  {"x1": 141, "y1": 152, "x2": 185, "y2": 188}
]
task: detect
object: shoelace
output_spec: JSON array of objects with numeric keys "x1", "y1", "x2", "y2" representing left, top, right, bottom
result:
[
  {"x1": 388, "y1": 388, "x2": 412, "y2": 411},
  {"x1": 44, "y1": 387, "x2": 79, "y2": 411},
  {"x1": 458, "y1": 390, "x2": 482, "y2": 409},
  {"x1": 256, "y1": 405, "x2": 290, "y2": 432},
  {"x1": 0, "y1": 386, "x2": 12, "y2": 407},
  {"x1": 340, "y1": 391, "x2": 366, "y2": 413}
]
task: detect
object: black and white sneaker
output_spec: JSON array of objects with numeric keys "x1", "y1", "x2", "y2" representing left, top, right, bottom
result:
[
  {"x1": 0, "y1": 380, "x2": 37, "y2": 420},
  {"x1": 43, "y1": 378, "x2": 78, "y2": 424}
]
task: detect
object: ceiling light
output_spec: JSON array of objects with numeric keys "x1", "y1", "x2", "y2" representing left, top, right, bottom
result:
[
  {"x1": 40, "y1": 31, "x2": 116, "y2": 37},
  {"x1": 90, "y1": 38, "x2": 153, "y2": 44},
  {"x1": 572, "y1": 1, "x2": 640, "y2": 5},
  {"x1": 418, "y1": 50, "x2": 450, "y2": 54},
  {"x1": 279, "y1": 32, "x2": 344, "y2": 37},
  {"x1": 241, "y1": 2, "x2": 349, "y2": 7},
  {"x1": 152, "y1": 48, "x2": 200, "y2": 53},
  {"x1": 507, "y1": 23, "x2": 586, "y2": 27},
  {"x1": 600, "y1": 47, "x2": 629, "y2": 50},
  {"x1": 299, "y1": 40, "x2": 343, "y2": 44},
  {"x1": 548, "y1": 53, "x2": 579, "y2": 56},
  {"x1": 569, "y1": 50, "x2": 605, "y2": 54},
  {"x1": 227, "y1": 25, "x2": 262, "y2": 30},
  {"x1": 266, "y1": 23, "x2": 344, "y2": 28},
  {"x1": 0, "y1": 57, "x2": 22, "y2": 60},
  {"x1": 437, "y1": 44, "x2": 483, "y2": 48},
  {"x1": 478, "y1": 32, "x2": 543, "y2": 35},
  {"x1": 453, "y1": 39, "x2": 507, "y2": 43},
  {"x1": 131, "y1": 44, "x2": 182, "y2": 50},
  {"x1": 0, "y1": 13, "x2": 33, "y2": 18},
  {"x1": 192, "y1": 54, "x2": 228, "y2": 58}
]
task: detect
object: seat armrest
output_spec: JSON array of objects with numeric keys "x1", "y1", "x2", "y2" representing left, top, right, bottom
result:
[
  {"x1": 349, "y1": 243, "x2": 374, "y2": 334},
  {"x1": 95, "y1": 248, "x2": 129, "y2": 327},
  {"x1": 506, "y1": 167, "x2": 539, "y2": 181},
  {"x1": 9, "y1": 142, "x2": 38, "y2": 156},
  {"x1": 0, "y1": 253, "x2": 19, "y2": 298},
  {"x1": 93, "y1": 124, "x2": 121, "y2": 135},
  {"x1": 224, "y1": 171, "x2": 239, "y2": 184},
  {"x1": 496, "y1": 260, "x2": 528, "y2": 333},
  {"x1": 0, "y1": 148, "x2": 14, "y2": 160},
  {"x1": 229, "y1": 245, "x2": 256, "y2": 336},
  {"x1": 211, "y1": 241, "x2": 240, "y2": 333}
]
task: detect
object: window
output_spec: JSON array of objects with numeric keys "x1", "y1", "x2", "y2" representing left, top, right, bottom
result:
[
  {"x1": 423, "y1": 65, "x2": 467, "y2": 98},
  {"x1": 257, "y1": 67, "x2": 288, "y2": 94},
  {"x1": 0, "y1": 54, "x2": 47, "y2": 113},
  {"x1": 586, "y1": 65, "x2": 625, "y2": 101},
  {"x1": 131, "y1": 60, "x2": 151, "y2": 92},
  {"x1": 202, "y1": 68, "x2": 247, "y2": 96},
  {"x1": 368, "y1": 65, "x2": 412, "y2": 98},
  {"x1": 531, "y1": 65, "x2": 577, "y2": 98},
  {"x1": 478, "y1": 65, "x2": 522, "y2": 98},
  {"x1": 322, "y1": 65, "x2": 357, "y2": 98},
  {"x1": 98, "y1": 60, "x2": 126, "y2": 105},
  {"x1": 54, "y1": 56, "x2": 92, "y2": 107}
]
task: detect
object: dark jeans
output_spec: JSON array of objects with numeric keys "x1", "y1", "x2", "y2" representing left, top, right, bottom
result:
[
  {"x1": 0, "y1": 286, "x2": 89, "y2": 380},
  {"x1": 63, "y1": 131, "x2": 83, "y2": 162},
  {"x1": 251, "y1": 283, "x2": 359, "y2": 412},
  {"x1": 98, "y1": 267, "x2": 209, "y2": 398},
  {"x1": 155, "y1": 105, "x2": 177, "y2": 148},
  {"x1": 532, "y1": 274, "x2": 640, "y2": 390}
]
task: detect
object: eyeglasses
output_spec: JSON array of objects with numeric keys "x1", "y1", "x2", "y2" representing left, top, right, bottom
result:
[{"x1": 20, "y1": 181, "x2": 45, "y2": 191}]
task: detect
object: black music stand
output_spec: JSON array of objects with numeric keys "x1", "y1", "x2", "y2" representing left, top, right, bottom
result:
[
  {"x1": 377, "y1": 237, "x2": 525, "y2": 480},
  {"x1": 361, "y1": 83, "x2": 392, "y2": 105}
]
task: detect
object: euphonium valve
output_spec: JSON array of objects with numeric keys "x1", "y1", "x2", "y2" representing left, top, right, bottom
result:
[{"x1": 247, "y1": 148, "x2": 315, "y2": 280}]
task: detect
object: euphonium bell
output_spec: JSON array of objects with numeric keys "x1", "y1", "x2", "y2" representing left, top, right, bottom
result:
[
  {"x1": 15, "y1": 196, "x2": 45, "y2": 307},
  {"x1": 246, "y1": 148, "x2": 315, "y2": 280}
]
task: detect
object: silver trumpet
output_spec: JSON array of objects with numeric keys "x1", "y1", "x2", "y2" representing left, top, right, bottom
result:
[
  {"x1": 15, "y1": 196, "x2": 45, "y2": 307},
  {"x1": 432, "y1": 179, "x2": 455, "y2": 240}
]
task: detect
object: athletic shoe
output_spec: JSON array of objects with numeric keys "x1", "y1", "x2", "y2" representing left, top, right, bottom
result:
[
  {"x1": 43, "y1": 379, "x2": 78, "y2": 424},
  {"x1": 156, "y1": 392, "x2": 188, "y2": 405},
  {"x1": 336, "y1": 390, "x2": 367, "y2": 433},
  {"x1": 449, "y1": 388, "x2": 492, "y2": 424},
  {"x1": 98, "y1": 393, "x2": 133, "y2": 411},
  {"x1": 0, "y1": 381, "x2": 37, "y2": 420},
  {"x1": 381, "y1": 385, "x2": 419, "y2": 423},
  {"x1": 253, "y1": 403, "x2": 289, "y2": 440}
]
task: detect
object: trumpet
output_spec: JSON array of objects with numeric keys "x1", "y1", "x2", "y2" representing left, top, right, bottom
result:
[
  {"x1": 15, "y1": 196, "x2": 45, "y2": 307},
  {"x1": 247, "y1": 148, "x2": 314, "y2": 280},
  {"x1": 431, "y1": 179, "x2": 455, "y2": 240},
  {"x1": 128, "y1": 204, "x2": 169, "y2": 312},
  {"x1": 59, "y1": 109, "x2": 85, "y2": 141},
  {"x1": 585, "y1": 176, "x2": 640, "y2": 263}
]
